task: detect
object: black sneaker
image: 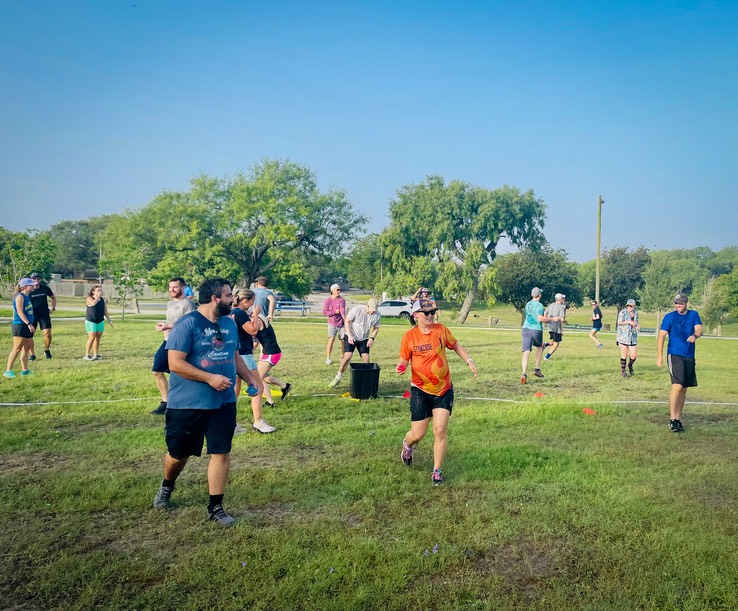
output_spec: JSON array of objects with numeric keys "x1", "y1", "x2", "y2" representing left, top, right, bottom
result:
[
  {"x1": 628, "y1": 366, "x2": 634, "y2": 376},
  {"x1": 29, "y1": 354, "x2": 37, "y2": 362},
  {"x1": 675, "y1": 420, "x2": 684, "y2": 432},
  {"x1": 533, "y1": 369, "x2": 544, "y2": 378},
  {"x1": 44, "y1": 350, "x2": 52, "y2": 359},
  {"x1": 208, "y1": 504, "x2": 235, "y2": 527},
  {"x1": 153, "y1": 484, "x2": 174, "y2": 509},
  {"x1": 281, "y1": 383, "x2": 291, "y2": 401},
  {"x1": 151, "y1": 401, "x2": 167, "y2": 415},
  {"x1": 668, "y1": 419, "x2": 679, "y2": 432}
]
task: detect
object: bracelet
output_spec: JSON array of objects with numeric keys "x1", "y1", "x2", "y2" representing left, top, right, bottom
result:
[{"x1": 466, "y1": 358, "x2": 474, "y2": 364}]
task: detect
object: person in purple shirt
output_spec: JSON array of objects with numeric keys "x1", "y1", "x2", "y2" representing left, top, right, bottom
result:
[
  {"x1": 322, "y1": 283, "x2": 346, "y2": 365},
  {"x1": 657, "y1": 293, "x2": 703, "y2": 433}
]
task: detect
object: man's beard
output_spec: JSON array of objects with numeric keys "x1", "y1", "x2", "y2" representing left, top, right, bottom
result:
[{"x1": 216, "y1": 301, "x2": 231, "y2": 317}]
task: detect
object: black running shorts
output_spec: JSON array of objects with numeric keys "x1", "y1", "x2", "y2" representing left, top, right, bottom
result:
[
  {"x1": 667, "y1": 354, "x2": 698, "y2": 388},
  {"x1": 409, "y1": 385, "x2": 454, "y2": 421},
  {"x1": 164, "y1": 403, "x2": 237, "y2": 459}
]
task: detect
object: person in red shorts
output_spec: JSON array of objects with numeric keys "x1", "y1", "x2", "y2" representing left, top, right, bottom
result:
[{"x1": 395, "y1": 299, "x2": 478, "y2": 486}]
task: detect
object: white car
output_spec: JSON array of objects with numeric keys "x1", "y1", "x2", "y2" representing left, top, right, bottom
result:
[{"x1": 378, "y1": 299, "x2": 413, "y2": 320}]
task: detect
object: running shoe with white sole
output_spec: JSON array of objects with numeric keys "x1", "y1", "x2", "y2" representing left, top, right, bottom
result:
[
  {"x1": 208, "y1": 504, "x2": 235, "y2": 527},
  {"x1": 252, "y1": 420, "x2": 276, "y2": 434},
  {"x1": 401, "y1": 438, "x2": 413, "y2": 466}
]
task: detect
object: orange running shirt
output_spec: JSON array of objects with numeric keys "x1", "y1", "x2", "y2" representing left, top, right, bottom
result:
[{"x1": 399, "y1": 323, "x2": 458, "y2": 396}]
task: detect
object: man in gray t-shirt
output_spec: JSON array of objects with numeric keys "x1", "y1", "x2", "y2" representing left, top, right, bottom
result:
[
  {"x1": 543, "y1": 293, "x2": 568, "y2": 360},
  {"x1": 329, "y1": 299, "x2": 381, "y2": 388}
]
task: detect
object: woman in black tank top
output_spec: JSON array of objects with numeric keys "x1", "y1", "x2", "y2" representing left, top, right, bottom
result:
[
  {"x1": 255, "y1": 313, "x2": 291, "y2": 406},
  {"x1": 84, "y1": 285, "x2": 112, "y2": 360}
]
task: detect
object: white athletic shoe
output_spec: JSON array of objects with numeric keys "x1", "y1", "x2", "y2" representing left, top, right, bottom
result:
[
  {"x1": 252, "y1": 420, "x2": 276, "y2": 434},
  {"x1": 325, "y1": 358, "x2": 332, "y2": 365},
  {"x1": 329, "y1": 373, "x2": 343, "y2": 388}
]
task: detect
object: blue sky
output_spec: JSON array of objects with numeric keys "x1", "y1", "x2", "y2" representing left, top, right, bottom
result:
[{"x1": 2, "y1": 0, "x2": 737, "y2": 261}]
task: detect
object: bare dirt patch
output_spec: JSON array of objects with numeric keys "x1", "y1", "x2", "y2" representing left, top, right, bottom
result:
[{"x1": 0, "y1": 452, "x2": 70, "y2": 476}]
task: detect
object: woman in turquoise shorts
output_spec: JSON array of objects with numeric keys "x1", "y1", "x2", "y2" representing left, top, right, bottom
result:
[{"x1": 84, "y1": 285, "x2": 113, "y2": 360}]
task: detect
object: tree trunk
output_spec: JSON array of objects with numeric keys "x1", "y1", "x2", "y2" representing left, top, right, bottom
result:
[{"x1": 455, "y1": 273, "x2": 480, "y2": 324}]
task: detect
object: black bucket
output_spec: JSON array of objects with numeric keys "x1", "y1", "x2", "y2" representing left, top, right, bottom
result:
[{"x1": 349, "y1": 362, "x2": 380, "y2": 399}]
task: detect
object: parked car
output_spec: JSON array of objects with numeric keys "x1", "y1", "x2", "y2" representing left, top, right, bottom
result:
[{"x1": 378, "y1": 299, "x2": 413, "y2": 320}]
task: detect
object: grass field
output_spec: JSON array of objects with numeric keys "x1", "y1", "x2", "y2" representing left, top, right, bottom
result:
[{"x1": 1, "y1": 315, "x2": 737, "y2": 610}]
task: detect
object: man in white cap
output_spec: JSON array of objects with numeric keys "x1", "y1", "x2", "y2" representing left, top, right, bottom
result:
[
  {"x1": 520, "y1": 287, "x2": 563, "y2": 384},
  {"x1": 543, "y1": 293, "x2": 568, "y2": 360},
  {"x1": 322, "y1": 283, "x2": 346, "y2": 365},
  {"x1": 329, "y1": 298, "x2": 381, "y2": 388}
]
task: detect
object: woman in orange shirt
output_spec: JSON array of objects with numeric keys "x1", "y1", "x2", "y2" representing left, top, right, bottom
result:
[{"x1": 396, "y1": 299, "x2": 477, "y2": 486}]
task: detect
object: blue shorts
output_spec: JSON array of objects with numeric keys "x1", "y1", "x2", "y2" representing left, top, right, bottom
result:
[
  {"x1": 164, "y1": 402, "x2": 237, "y2": 459},
  {"x1": 240, "y1": 354, "x2": 258, "y2": 370},
  {"x1": 521, "y1": 328, "x2": 543, "y2": 352}
]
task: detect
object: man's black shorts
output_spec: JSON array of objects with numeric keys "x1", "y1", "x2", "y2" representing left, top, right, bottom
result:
[
  {"x1": 164, "y1": 402, "x2": 237, "y2": 459},
  {"x1": 342, "y1": 336, "x2": 370, "y2": 356},
  {"x1": 667, "y1": 354, "x2": 698, "y2": 388},
  {"x1": 11, "y1": 323, "x2": 34, "y2": 339},
  {"x1": 152, "y1": 341, "x2": 169, "y2": 373},
  {"x1": 34, "y1": 314, "x2": 52, "y2": 330},
  {"x1": 410, "y1": 385, "x2": 454, "y2": 421},
  {"x1": 548, "y1": 331, "x2": 563, "y2": 343}
]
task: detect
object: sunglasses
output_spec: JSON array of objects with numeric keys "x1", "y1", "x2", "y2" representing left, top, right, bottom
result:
[
  {"x1": 419, "y1": 309, "x2": 437, "y2": 316},
  {"x1": 626, "y1": 304, "x2": 634, "y2": 308}
]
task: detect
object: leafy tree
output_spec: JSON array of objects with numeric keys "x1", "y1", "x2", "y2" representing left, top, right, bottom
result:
[
  {"x1": 49, "y1": 216, "x2": 115, "y2": 277},
  {"x1": 347, "y1": 233, "x2": 383, "y2": 291},
  {"x1": 599, "y1": 246, "x2": 650, "y2": 309},
  {"x1": 382, "y1": 176, "x2": 546, "y2": 323},
  {"x1": 711, "y1": 246, "x2": 738, "y2": 276},
  {"x1": 716, "y1": 267, "x2": 738, "y2": 320},
  {"x1": 495, "y1": 246, "x2": 583, "y2": 323},
  {"x1": 577, "y1": 260, "x2": 595, "y2": 299},
  {"x1": 0, "y1": 228, "x2": 56, "y2": 297},
  {"x1": 637, "y1": 252, "x2": 687, "y2": 328},
  {"x1": 127, "y1": 159, "x2": 366, "y2": 297},
  {"x1": 698, "y1": 276, "x2": 728, "y2": 335},
  {"x1": 99, "y1": 216, "x2": 151, "y2": 320}
]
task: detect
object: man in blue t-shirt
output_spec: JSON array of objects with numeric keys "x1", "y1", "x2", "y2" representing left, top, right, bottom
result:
[
  {"x1": 657, "y1": 293, "x2": 703, "y2": 433},
  {"x1": 152, "y1": 277, "x2": 258, "y2": 527},
  {"x1": 520, "y1": 287, "x2": 563, "y2": 385}
]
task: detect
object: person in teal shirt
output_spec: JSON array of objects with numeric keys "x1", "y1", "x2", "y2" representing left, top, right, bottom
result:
[{"x1": 520, "y1": 287, "x2": 563, "y2": 384}]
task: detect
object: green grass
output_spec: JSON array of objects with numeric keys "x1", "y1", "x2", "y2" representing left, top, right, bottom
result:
[{"x1": 1, "y1": 318, "x2": 737, "y2": 610}]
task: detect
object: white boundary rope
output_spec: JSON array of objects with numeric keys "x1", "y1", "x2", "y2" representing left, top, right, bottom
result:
[{"x1": 2, "y1": 394, "x2": 737, "y2": 408}]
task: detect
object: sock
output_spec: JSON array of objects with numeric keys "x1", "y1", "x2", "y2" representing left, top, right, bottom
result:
[
  {"x1": 162, "y1": 478, "x2": 175, "y2": 489},
  {"x1": 209, "y1": 494, "x2": 224, "y2": 511},
  {"x1": 628, "y1": 357, "x2": 636, "y2": 368},
  {"x1": 620, "y1": 358, "x2": 627, "y2": 373}
]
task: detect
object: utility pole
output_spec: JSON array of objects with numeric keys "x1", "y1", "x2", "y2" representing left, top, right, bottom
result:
[{"x1": 595, "y1": 195, "x2": 604, "y2": 303}]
